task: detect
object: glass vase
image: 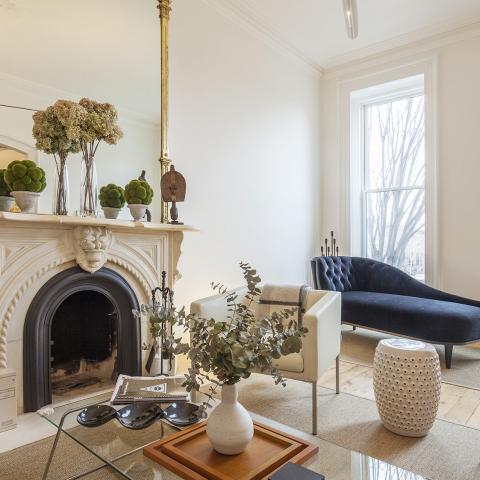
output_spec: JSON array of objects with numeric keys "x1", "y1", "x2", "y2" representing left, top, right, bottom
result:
[
  {"x1": 80, "y1": 157, "x2": 98, "y2": 217},
  {"x1": 52, "y1": 160, "x2": 69, "y2": 216}
]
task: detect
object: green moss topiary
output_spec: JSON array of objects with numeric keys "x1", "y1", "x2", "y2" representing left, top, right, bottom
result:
[
  {"x1": 124, "y1": 179, "x2": 153, "y2": 205},
  {"x1": 99, "y1": 184, "x2": 125, "y2": 208},
  {"x1": 0, "y1": 170, "x2": 11, "y2": 197},
  {"x1": 4, "y1": 160, "x2": 46, "y2": 193}
]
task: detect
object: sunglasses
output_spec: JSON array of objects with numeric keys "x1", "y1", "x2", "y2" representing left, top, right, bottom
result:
[{"x1": 77, "y1": 402, "x2": 201, "y2": 430}]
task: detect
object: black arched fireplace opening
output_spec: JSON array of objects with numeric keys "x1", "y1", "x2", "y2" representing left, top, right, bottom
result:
[{"x1": 23, "y1": 267, "x2": 141, "y2": 412}]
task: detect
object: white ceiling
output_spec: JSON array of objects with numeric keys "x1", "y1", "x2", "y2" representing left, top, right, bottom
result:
[
  {"x1": 1, "y1": 0, "x2": 480, "y2": 118},
  {"x1": 230, "y1": 0, "x2": 480, "y2": 68}
]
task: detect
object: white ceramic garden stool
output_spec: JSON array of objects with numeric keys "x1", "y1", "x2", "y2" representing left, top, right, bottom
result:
[{"x1": 373, "y1": 338, "x2": 441, "y2": 437}]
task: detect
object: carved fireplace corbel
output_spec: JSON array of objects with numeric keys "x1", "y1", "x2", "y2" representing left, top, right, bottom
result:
[{"x1": 73, "y1": 226, "x2": 112, "y2": 273}]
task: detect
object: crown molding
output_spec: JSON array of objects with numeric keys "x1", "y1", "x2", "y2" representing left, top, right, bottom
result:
[
  {"x1": 200, "y1": 0, "x2": 323, "y2": 78},
  {"x1": 322, "y1": 17, "x2": 480, "y2": 76},
  {"x1": 0, "y1": 71, "x2": 158, "y2": 127}
]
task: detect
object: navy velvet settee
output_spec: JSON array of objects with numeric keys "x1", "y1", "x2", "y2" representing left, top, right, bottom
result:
[{"x1": 311, "y1": 256, "x2": 480, "y2": 368}]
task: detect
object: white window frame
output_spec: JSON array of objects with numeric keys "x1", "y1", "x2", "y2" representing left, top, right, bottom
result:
[
  {"x1": 337, "y1": 57, "x2": 438, "y2": 286},
  {"x1": 352, "y1": 76, "x2": 425, "y2": 274}
]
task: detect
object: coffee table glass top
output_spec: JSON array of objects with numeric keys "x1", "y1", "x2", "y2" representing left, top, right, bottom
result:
[{"x1": 38, "y1": 392, "x2": 428, "y2": 480}]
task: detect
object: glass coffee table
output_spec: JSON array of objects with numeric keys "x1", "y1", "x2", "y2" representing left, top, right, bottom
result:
[{"x1": 38, "y1": 392, "x2": 428, "y2": 480}]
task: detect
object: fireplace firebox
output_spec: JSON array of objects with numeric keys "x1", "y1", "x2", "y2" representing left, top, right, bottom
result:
[
  {"x1": 23, "y1": 267, "x2": 141, "y2": 412},
  {"x1": 50, "y1": 290, "x2": 118, "y2": 401}
]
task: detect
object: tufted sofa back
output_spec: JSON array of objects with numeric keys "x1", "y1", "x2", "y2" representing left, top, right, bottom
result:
[
  {"x1": 311, "y1": 255, "x2": 431, "y2": 294},
  {"x1": 310, "y1": 256, "x2": 480, "y2": 306},
  {"x1": 310, "y1": 256, "x2": 361, "y2": 292}
]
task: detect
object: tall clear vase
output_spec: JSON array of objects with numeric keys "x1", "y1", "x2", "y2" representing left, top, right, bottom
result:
[
  {"x1": 52, "y1": 159, "x2": 69, "y2": 216},
  {"x1": 80, "y1": 157, "x2": 98, "y2": 217}
]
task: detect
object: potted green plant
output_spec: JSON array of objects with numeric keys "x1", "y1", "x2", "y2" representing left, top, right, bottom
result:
[
  {"x1": 99, "y1": 183, "x2": 126, "y2": 219},
  {"x1": 124, "y1": 179, "x2": 153, "y2": 221},
  {"x1": 4, "y1": 160, "x2": 46, "y2": 213},
  {"x1": 135, "y1": 263, "x2": 307, "y2": 455},
  {"x1": 0, "y1": 169, "x2": 14, "y2": 212},
  {"x1": 32, "y1": 100, "x2": 82, "y2": 215}
]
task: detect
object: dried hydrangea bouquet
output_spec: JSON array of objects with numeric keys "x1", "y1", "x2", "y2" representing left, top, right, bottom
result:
[
  {"x1": 32, "y1": 100, "x2": 82, "y2": 215},
  {"x1": 32, "y1": 98, "x2": 123, "y2": 216},
  {"x1": 137, "y1": 262, "x2": 307, "y2": 454},
  {"x1": 77, "y1": 98, "x2": 123, "y2": 216}
]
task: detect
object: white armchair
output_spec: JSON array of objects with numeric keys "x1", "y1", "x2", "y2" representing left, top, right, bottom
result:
[{"x1": 190, "y1": 286, "x2": 341, "y2": 435}]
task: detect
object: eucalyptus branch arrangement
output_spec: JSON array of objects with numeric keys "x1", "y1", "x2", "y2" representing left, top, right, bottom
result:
[{"x1": 134, "y1": 263, "x2": 307, "y2": 411}]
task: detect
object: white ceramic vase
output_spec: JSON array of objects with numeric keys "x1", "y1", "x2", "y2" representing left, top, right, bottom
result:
[
  {"x1": 102, "y1": 207, "x2": 121, "y2": 219},
  {"x1": 206, "y1": 383, "x2": 254, "y2": 455},
  {"x1": 128, "y1": 204, "x2": 147, "y2": 221},
  {"x1": 0, "y1": 196, "x2": 14, "y2": 212},
  {"x1": 11, "y1": 191, "x2": 40, "y2": 213}
]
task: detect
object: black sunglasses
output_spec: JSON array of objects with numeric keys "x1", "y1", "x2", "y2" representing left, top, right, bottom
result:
[{"x1": 77, "y1": 402, "x2": 201, "y2": 429}]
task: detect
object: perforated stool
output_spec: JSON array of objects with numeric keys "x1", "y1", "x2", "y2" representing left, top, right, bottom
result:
[{"x1": 373, "y1": 338, "x2": 441, "y2": 437}]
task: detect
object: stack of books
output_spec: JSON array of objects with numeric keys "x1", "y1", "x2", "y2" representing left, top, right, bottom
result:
[
  {"x1": 111, "y1": 375, "x2": 188, "y2": 405},
  {"x1": 269, "y1": 463, "x2": 325, "y2": 479}
]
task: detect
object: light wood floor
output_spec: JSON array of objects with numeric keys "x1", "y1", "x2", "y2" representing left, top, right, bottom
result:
[{"x1": 319, "y1": 360, "x2": 480, "y2": 429}]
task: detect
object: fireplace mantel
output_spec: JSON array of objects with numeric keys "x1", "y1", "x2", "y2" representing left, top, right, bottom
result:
[
  {"x1": 0, "y1": 212, "x2": 196, "y2": 411},
  {"x1": 0, "y1": 211, "x2": 196, "y2": 233}
]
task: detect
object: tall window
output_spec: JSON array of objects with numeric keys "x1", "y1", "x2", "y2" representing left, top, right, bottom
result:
[{"x1": 352, "y1": 77, "x2": 426, "y2": 280}]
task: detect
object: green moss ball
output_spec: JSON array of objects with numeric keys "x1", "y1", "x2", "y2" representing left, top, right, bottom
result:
[
  {"x1": 125, "y1": 179, "x2": 153, "y2": 205},
  {"x1": 5, "y1": 160, "x2": 46, "y2": 193},
  {"x1": 99, "y1": 184, "x2": 126, "y2": 208},
  {"x1": 0, "y1": 170, "x2": 11, "y2": 197}
]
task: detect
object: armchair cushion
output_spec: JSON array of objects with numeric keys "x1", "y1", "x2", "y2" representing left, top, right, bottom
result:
[{"x1": 273, "y1": 352, "x2": 303, "y2": 373}]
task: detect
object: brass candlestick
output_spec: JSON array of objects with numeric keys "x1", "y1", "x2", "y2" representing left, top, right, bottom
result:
[{"x1": 158, "y1": 0, "x2": 172, "y2": 223}]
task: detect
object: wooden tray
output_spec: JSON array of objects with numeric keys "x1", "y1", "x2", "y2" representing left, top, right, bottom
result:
[{"x1": 143, "y1": 420, "x2": 318, "y2": 480}]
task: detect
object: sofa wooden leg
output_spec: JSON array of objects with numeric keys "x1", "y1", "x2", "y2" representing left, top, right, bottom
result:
[
  {"x1": 312, "y1": 381, "x2": 317, "y2": 436},
  {"x1": 445, "y1": 344, "x2": 453, "y2": 369},
  {"x1": 352, "y1": 326, "x2": 356, "y2": 331}
]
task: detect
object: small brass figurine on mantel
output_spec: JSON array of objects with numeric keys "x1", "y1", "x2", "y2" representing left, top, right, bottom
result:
[{"x1": 160, "y1": 165, "x2": 186, "y2": 225}]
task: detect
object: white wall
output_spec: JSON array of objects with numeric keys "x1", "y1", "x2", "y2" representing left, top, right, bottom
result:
[
  {"x1": 169, "y1": 0, "x2": 321, "y2": 307},
  {"x1": 0, "y1": 75, "x2": 160, "y2": 221},
  {"x1": 320, "y1": 26, "x2": 480, "y2": 298}
]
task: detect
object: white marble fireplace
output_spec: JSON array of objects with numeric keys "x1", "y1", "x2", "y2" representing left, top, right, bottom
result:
[{"x1": 0, "y1": 212, "x2": 194, "y2": 413}]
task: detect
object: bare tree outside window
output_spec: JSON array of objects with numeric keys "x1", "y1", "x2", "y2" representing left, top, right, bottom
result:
[{"x1": 363, "y1": 94, "x2": 425, "y2": 280}]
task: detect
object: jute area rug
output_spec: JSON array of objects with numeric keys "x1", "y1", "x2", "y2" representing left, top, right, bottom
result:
[
  {"x1": 237, "y1": 375, "x2": 480, "y2": 480},
  {"x1": 2, "y1": 375, "x2": 480, "y2": 480},
  {"x1": 341, "y1": 327, "x2": 480, "y2": 390}
]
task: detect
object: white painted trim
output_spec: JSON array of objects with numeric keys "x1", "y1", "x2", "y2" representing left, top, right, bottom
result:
[
  {"x1": 424, "y1": 56, "x2": 439, "y2": 287},
  {"x1": 0, "y1": 134, "x2": 38, "y2": 164},
  {"x1": 337, "y1": 56, "x2": 439, "y2": 286},
  {"x1": 0, "y1": 72, "x2": 158, "y2": 128},
  {"x1": 200, "y1": 0, "x2": 323, "y2": 78}
]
